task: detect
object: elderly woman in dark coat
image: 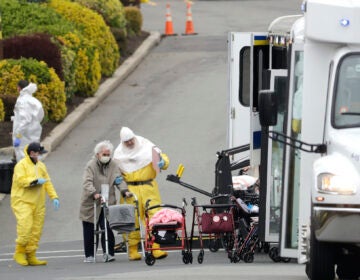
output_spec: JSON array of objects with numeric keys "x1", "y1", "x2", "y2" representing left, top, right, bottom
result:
[{"x1": 79, "y1": 140, "x2": 131, "y2": 263}]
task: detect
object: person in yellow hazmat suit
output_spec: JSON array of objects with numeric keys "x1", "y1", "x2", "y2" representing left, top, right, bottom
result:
[
  {"x1": 113, "y1": 127, "x2": 169, "y2": 261},
  {"x1": 11, "y1": 142, "x2": 60, "y2": 266}
]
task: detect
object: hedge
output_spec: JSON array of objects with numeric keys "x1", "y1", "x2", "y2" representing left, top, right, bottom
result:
[{"x1": 49, "y1": 0, "x2": 120, "y2": 77}]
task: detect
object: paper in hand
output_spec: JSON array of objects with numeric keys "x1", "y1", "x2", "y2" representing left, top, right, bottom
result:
[{"x1": 152, "y1": 147, "x2": 161, "y2": 174}]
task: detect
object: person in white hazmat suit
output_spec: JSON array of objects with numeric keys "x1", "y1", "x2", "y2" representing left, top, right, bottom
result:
[{"x1": 12, "y1": 80, "x2": 44, "y2": 161}]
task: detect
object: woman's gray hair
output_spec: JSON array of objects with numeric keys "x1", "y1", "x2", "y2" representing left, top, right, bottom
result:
[{"x1": 94, "y1": 140, "x2": 113, "y2": 155}]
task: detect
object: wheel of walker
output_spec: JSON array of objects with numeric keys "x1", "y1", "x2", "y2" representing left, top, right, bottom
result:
[
  {"x1": 269, "y1": 246, "x2": 282, "y2": 262},
  {"x1": 221, "y1": 233, "x2": 234, "y2": 251},
  {"x1": 243, "y1": 252, "x2": 254, "y2": 263},
  {"x1": 198, "y1": 249, "x2": 204, "y2": 264},
  {"x1": 228, "y1": 250, "x2": 234, "y2": 262},
  {"x1": 145, "y1": 254, "x2": 156, "y2": 266},
  {"x1": 208, "y1": 238, "x2": 220, "y2": 252},
  {"x1": 233, "y1": 253, "x2": 241, "y2": 263},
  {"x1": 189, "y1": 252, "x2": 193, "y2": 264},
  {"x1": 182, "y1": 252, "x2": 190, "y2": 264}
]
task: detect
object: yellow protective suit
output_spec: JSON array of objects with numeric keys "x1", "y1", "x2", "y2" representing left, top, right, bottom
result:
[
  {"x1": 124, "y1": 153, "x2": 169, "y2": 255},
  {"x1": 11, "y1": 147, "x2": 58, "y2": 259}
]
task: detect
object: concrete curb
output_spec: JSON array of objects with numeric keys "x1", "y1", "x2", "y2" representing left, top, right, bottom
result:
[{"x1": 0, "y1": 31, "x2": 161, "y2": 199}]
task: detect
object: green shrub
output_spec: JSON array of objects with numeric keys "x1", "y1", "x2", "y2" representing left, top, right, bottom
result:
[
  {"x1": 0, "y1": 95, "x2": 17, "y2": 121},
  {"x1": 73, "y1": 0, "x2": 128, "y2": 49},
  {"x1": 0, "y1": 98, "x2": 5, "y2": 122},
  {"x1": 0, "y1": 0, "x2": 75, "y2": 38},
  {"x1": 124, "y1": 6, "x2": 142, "y2": 36},
  {"x1": 0, "y1": 62, "x2": 25, "y2": 96},
  {"x1": 22, "y1": 0, "x2": 50, "y2": 3},
  {"x1": 74, "y1": 48, "x2": 101, "y2": 96},
  {"x1": 49, "y1": 0, "x2": 120, "y2": 77},
  {"x1": 73, "y1": 0, "x2": 127, "y2": 29},
  {"x1": 0, "y1": 58, "x2": 67, "y2": 122},
  {"x1": 120, "y1": 0, "x2": 140, "y2": 8}
]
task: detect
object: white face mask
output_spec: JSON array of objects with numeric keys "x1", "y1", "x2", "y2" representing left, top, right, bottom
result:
[
  {"x1": 99, "y1": 156, "x2": 110, "y2": 164},
  {"x1": 30, "y1": 154, "x2": 42, "y2": 162}
]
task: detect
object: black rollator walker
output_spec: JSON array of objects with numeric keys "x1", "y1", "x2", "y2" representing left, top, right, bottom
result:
[{"x1": 93, "y1": 184, "x2": 112, "y2": 263}]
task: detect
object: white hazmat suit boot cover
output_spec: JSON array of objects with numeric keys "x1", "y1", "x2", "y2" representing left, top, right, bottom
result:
[{"x1": 12, "y1": 83, "x2": 44, "y2": 161}]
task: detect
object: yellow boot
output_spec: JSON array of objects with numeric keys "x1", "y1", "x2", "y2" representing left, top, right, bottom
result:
[
  {"x1": 27, "y1": 251, "x2": 47, "y2": 266},
  {"x1": 128, "y1": 245, "x2": 141, "y2": 261},
  {"x1": 13, "y1": 245, "x2": 28, "y2": 266},
  {"x1": 152, "y1": 243, "x2": 168, "y2": 259}
]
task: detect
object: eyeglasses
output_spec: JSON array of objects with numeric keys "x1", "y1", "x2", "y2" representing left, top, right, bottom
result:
[{"x1": 102, "y1": 154, "x2": 111, "y2": 156}]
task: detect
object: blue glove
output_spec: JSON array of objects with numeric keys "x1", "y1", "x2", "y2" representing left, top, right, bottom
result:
[
  {"x1": 157, "y1": 158, "x2": 165, "y2": 169},
  {"x1": 114, "y1": 176, "x2": 123, "y2": 185},
  {"x1": 37, "y1": 178, "x2": 47, "y2": 185},
  {"x1": 14, "y1": 138, "x2": 21, "y2": 147},
  {"x1": 53, "y1": 199, "x2": 60, "y2": 211}
]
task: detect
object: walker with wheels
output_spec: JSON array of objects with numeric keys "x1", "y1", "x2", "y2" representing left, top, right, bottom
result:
[{"x1": 143, "y1": 199, "x2": 191, "y2": 266}]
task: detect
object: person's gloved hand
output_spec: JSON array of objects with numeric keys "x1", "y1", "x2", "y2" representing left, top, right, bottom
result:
[
  {"x1": 157, "y1": 158, "x2": 165, "y2": 169},
  {"x1": 53, "y1": 199, "x2": 60, "y2": 211},
  {"x1": 13, "y1": 138, "x2": 21, "y2": 147},
  {"x1": 114, "y1": 176, "x2": 123, "y2": 185},
  {"x1": 125, "y1": 191, "x2": 133, "y2": 198},
  {"x1": 37, "y1": 178, "x2": 47, "y2": 185}
]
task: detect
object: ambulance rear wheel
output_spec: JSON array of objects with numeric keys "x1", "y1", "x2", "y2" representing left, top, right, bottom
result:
[{"x1": 145, "y1": 254, "x2": 155, "y2": 266}]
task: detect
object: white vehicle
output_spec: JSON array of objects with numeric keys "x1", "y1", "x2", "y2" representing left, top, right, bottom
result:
[{"x1": 229, "y1": 0, "x2": 360, "y2": 279}]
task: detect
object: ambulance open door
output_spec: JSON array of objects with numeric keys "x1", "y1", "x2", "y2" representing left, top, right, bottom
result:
[
  {"x1": 260, "y1": 69, "x2": 288, "y2": 244},
  {"x1": 228, "y1": 32, "x2": 268, "y2": 165},
  {"x1": 278, "y1": 48, "x2": 304, "y2": 259}
]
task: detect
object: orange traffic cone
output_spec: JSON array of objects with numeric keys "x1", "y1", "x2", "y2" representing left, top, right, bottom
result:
[
  {"x1": 183, "y1": 2, "x2": 197, "y2": 35},
  {"x1": 164, "y1": 4, "x2": 177, "y2": 36}
]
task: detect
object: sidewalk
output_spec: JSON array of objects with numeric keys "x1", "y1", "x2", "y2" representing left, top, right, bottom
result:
[{"x1": 0, "y1": 31, "x2": 161, "y2": 201}]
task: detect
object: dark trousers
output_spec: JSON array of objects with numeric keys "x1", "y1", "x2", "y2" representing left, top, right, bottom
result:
[{"x1": 82, "y1": 208, "x2": 115, "y2": 257}]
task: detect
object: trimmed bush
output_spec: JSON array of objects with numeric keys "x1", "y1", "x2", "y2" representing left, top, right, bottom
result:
[
  {"x1": 0, "y1": 58, "x2": 67, "y2": 122},
  {"x1": 73, "y1": 0, "x2": 127, "y2": 29},
  {"x1": 73, "y1": 0, "x2": 128, "y2": 51},
  {"x1": 124, "y1": 7, "x2": 143, "y2": 36},
  {"x1": 22, "y1": 0, "x2": 50, "y2": 3},
  {"x1": 0, "y1": 99, "x2": 5, "y2": 122},
  {"x1": 3, "y1": 33, "x2": 63, "y2": 80},
  {"x1": 0, "y1": 95, "x2": 17, "y2": 121},
  {"x1": 120, "y1": 0, "x2": 140, "y2": 8},
  {"x1": 0, "y1": 0, "x2": 75, "y2": 38},
  {"x1": 74, "y1": 47, "x2": 101, "y2": 96},
  {"x1": 49, "y1": 0, "x2": 120, "y2": 77}
]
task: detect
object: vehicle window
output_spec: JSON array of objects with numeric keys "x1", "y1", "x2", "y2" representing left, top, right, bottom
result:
[
  {"x1": 333, "y1": 55, "x2": 360, "y2": 128},
  {"x1": 239, "y1": 47, "x2": 250, "y2": 106}
]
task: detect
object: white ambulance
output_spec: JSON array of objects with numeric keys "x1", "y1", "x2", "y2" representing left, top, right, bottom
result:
[{"x1": 228, "y1": 0, "x2": 360, "y2": 279}]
